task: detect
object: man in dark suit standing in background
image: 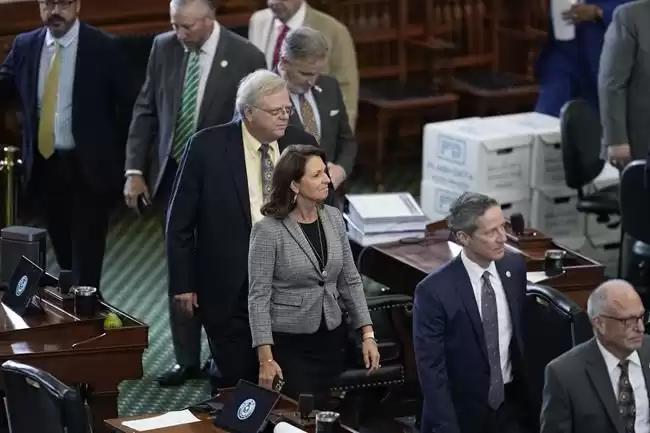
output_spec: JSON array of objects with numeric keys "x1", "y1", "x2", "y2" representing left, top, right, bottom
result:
[
  {"x1": 123, "y1": 0, "x2": 266, "y2": 386},
  {"x1": 413, "y1": 192, "x2": 533, "y2": 433},
  {"x1": 0, "y1": 0, "x2": 136, "y2": 292},
  {"x1": 540, "y1": 279, "x2": 650, "y2": 433},
  {"x1": 277, "y1": 27, "x2": 356, "y2": 192},
  {"x1": 166, "y1": 69, "x2": 318, "y2": 393}
]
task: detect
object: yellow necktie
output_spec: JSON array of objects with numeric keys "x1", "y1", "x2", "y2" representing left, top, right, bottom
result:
[{"x1": 38, "y1": 42, "x2": 61, "y2": 159}]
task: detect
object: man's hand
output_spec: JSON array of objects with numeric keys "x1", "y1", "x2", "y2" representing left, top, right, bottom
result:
[
  {"x1": 124, "y1": 174, "x2": 150, "y2": 210},
  {"x1": 563, "y1": 4, "x2": 602, "y2": 23},
  {"x1": 174, "y1": 292, "x2": 198, "y2": 315},
  {"x1": 608, "y1": 144, "x2": 631, "y2": 169},
  {"x1": 327, "y1": 163, "x2": 346, "y2": 189}
]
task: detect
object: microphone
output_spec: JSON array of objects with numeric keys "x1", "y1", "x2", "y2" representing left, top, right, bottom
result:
[{"x1": 510, "y1": 213, "x2": 525, "y2": 237}]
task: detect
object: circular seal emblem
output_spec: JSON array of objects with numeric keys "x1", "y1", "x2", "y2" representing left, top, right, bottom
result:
[
  {"x1": 15, "y1": 275, "x2": 28, "y2": 296},
  {"x1": 237, "y1": 398, "x2": 256, "y2": 421}
]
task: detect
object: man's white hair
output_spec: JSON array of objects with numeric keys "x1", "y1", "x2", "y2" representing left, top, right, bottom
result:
[{"x1": 235, "y1": 70, "x2": 287, "y2": 115}]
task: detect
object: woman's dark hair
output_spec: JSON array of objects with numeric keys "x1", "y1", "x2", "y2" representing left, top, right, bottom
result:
[{"x1": 261, "y1": 144, "x2": 328, "y2": 219}]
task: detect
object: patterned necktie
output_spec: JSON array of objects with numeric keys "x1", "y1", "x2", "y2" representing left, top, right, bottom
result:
[
  {"x1": 171, "y1": 51, "x2": 201, "y2": 163},
  {"x1": 299, "y1": 94, "x2": 320, "y2": 143},
  {"x1": 618, "y1": 360, "x2": 636, "y2": 433},
  {"x1": 38, "y1": 42, "x2": 61, "y2": 159},
  {"x1": 481, "y1": 271, "x2": 505, "y2": 410},
  {"x1": 272, "y1": 23, "x2": 289, "y2": 68},
  {"x1": 259, "y1": 143, "x2": 273, "y2": 202}
]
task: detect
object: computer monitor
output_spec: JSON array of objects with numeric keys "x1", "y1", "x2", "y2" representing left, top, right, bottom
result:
[
  {"x1": 213, "y1": 380, "x2": 280, "y2": 433},
  {"x1": 2, "y1": 360, "x2": 89, "y2": 433},
  {"x1": 2, "y1": 255, "x2": 44, "y2": 316}
]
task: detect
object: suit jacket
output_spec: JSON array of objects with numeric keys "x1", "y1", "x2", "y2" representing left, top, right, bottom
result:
[
  {"x1": 248, "y1": 5, "x2": 359, "y2": 129},
  {"x1": 165, "y1": 120, "x2": 318, "y2": 326},
  {"x1": 248, "y1": 205, "x2": 371, "y2": 347},
  {"x1": 289, "y1": 75, "x2": 357, "y2": 175},
  {"x1": 413, "y1": 252, "x2": 530, "y2": 433},
  {"x1": 540, "y1": 336, "x2": 650, "y2": 433},
  {"x1": 125, "y1": 27, "x2": 266, "y2": 196},
  {"x1": 0, "y1": 22, "x2": 136, "y2": 193},
  {"x1": 599, "y1": 0, "x2": 650, "y2": 159}
]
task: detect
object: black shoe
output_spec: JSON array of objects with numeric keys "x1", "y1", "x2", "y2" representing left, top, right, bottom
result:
[{"x1": 157, "y1": 364, "x2": 203, "y2": 386}]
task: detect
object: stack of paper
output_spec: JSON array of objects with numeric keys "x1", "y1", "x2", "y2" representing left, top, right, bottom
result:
[{"x1": 121, "y1": 410, "x2": 201, "y2": 431}]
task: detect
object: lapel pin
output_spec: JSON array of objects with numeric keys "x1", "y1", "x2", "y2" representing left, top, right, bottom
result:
[
  {"x1": 314, "y1": 85, "x2": 322, "y2": 93},
  {"x1": 220, "y1": 60, "x2": 228, "y2": 68},
  {"x1": 506, "y1": 271, "x2": 511, "y2": 278}
]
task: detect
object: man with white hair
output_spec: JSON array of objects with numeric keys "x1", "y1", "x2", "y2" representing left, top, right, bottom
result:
[
  {"x1": 540, "y1": 279, "x2": 650, "y2": 433},
  {"x1": 123, "y1": 0, "x2": 266, "y2": 386},
  {"x1": 166, "y1": 70, "x2": 318, "y2": 392}
]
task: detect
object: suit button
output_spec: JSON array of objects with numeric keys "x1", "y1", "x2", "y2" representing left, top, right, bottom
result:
[{"x1": 318, "y1": 281, "x2": 324, "y2": 286}]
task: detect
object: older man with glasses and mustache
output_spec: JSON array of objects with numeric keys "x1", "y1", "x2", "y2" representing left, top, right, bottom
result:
[
  {"x1": 123, "y1": 0, "x2": 267, "y2": 388},
  {"x1": 541, "y1": 279, "x2": 650, "y2": 433},
  {"x1": 0, "y1": 0, "x2": 137, "y2": 299},
  {"x1": 165, "y1": 69, "x2": 319, "y2": 394}
]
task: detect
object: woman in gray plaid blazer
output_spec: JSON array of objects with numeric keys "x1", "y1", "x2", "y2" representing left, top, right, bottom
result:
[{"x1": 248, "y1": 144, "x2": 380, "y2": 401}]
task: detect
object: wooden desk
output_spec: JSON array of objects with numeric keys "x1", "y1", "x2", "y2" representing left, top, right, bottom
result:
[
  {"x1": 0, "y1": 288, "x2": 148, "y2": 433},
  {"x1": 356, "y1": 228, "x2": 605, "y2": 309},
  {"x1": 106, "y1": 390, "x2": 355, "y2": 433}
]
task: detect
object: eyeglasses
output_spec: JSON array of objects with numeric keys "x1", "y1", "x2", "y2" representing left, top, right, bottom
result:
[
  {"x1": 38, "y1": 0, "x2": 75, "y2": 9},
  {"x1": 252, "y1": 105, "x2": 294, "y2": 117},
  {"x1": 601, "y1": 311, "x2": 649, "y2": 328}
]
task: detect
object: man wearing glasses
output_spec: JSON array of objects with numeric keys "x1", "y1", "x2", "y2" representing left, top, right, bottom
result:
[
  {"x1": 165, "y1": 69, "x2": 317, "y2": 394},
  {"x1": 123, "y1": 0, "x2": 266, "y2": 388},
  {"x1": 541, "y1": 279, "x2": 650, "y2": 433},
  {"x1": 0, "y1": 0, "x2": 136, "y2": 294}
]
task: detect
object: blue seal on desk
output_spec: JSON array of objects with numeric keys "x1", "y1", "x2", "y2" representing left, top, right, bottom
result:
[
  {"x1": 15, "y1": 275, "x2": 28, "y2": 296},
  {"x1": 237, "y1": 398, "x2": 256, "y2": 420}
]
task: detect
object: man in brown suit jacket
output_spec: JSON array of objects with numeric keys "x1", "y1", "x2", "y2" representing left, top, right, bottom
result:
[{"x1": 248, "y1": 0, "x2": 359, "y2": 129}]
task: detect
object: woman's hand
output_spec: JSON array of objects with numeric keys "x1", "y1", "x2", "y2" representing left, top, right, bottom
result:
[
  {"x1": 362, "y1": 338, "x2": 381, "y2": 373},
  {"x1": 258, "y1": 359, "x2": 283, "y2": 389}
]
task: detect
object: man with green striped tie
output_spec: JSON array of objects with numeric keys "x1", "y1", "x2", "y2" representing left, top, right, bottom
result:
[{"x1": 123, "y1": 0, "x2": 266, "y2": 386}]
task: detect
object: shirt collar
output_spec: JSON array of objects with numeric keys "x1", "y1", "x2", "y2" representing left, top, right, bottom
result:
[
  {"x1": 276, "y1": 1, "x2": 306, "y2": 30},
  {"x1": 597, "y1": 338, "x2": 641, "y2": 373},
  {"x1": 45, "y1": 19, "x2": 79, "y2": 48},
  {"x1": 197, "y1": 21, "x2": 220, "y2": 55},
  {"x1": 242, "y1": 122, "x2": 277, "y2": 154},
  {"x1": 460, "y1": 249, "x2": 497, "y2": 283}
]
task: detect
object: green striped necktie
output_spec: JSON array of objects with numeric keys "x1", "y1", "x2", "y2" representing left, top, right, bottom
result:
[{"x1": 171, "y1": 51, "x2": 201, "y2": 163}]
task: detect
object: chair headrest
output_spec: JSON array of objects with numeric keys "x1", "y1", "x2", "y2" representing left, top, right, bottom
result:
[
  {"x1": 560, "y1": 99, "x2": 604, "y2": 189},
  {"x1": 1, "y1": 360, "x2": 76, "y2": 401},
  {"x1": 526, "y1": 283, "x2": 583, "y2": 315},
  {"x1": 620, "y1": 160, "x2": 650, "y2": 242}
]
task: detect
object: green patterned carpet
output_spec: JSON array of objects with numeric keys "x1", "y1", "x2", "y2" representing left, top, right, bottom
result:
[{"x1": 33, "y1": 164, "x2": 420, "y2": 417}]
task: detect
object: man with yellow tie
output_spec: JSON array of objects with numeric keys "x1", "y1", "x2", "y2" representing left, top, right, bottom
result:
[
  {"x1": 0, "y1": 0, "x2": 136, "y2": 292},
  {"x1": 277, "y1": 27, "x2": 357, "y2": 194}
]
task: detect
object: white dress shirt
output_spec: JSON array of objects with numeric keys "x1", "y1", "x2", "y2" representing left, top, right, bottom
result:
[
  {"x1": 264, "y1": 2, "x2": 306, "y2": 67},
  {"x1": 597, "y1": 339, "x2": 650, "y2": 433},
  {"x1": 193, "y1": 21, "x2": 221, "y2": 119},
  {"x1": 460, "y1": 250, "x2": 513, "y2": 383}
]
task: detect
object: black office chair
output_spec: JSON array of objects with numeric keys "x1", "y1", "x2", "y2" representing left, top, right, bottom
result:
[
  {"x1": 619, "y1": 160, "x2": 650, "y2": 305},
  {"x1": 524, "y1": 284, "x2": 592, "y2": 420},
  {"x1": 560, "y1": 99, "x2": 620, "y2": 246},
  {"x1": 1, "y1": 360, "x2": 90, "y2": 433}
]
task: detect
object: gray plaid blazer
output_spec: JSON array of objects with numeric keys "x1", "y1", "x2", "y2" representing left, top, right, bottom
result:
[{"x1": 248, "y1": 205, "x2": 372, "y2": 347}]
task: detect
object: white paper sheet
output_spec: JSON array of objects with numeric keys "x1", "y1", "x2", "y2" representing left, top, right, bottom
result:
[
  {"x1": 275, "y1": 421, "x2": 309, "y2": 433},
  {"x1": 551, "y1": 0, "x2": 576, "y2": 41},
  {"x1": 121, "y1": 410, "x2": 200, "y2": 431},
  {"x1": 527, "y1": 271, "x2": 550, "y2": 284}
]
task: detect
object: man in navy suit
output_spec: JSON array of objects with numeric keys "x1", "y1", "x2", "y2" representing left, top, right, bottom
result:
[
  {"x1": 0, "y1": 0, "x2": 136, "y2": 290},
  {"x1": 413, "y1": 192, "x2": 533, "y2": 433}
]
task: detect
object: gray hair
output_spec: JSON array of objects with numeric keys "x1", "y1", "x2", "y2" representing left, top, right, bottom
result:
[
  {"x1": 587, "y1": 284, "x2": 609, "y2": 319},
  {"x1": 235, "y1": 69, "x2": 287, "y2": 115},
  {"x1": 447, "y1": 192, "x2": 499, "y2": 236},
  {"x1": 280, "y1": 27, "x2": 329, "y2": 62},
  {"x1": 169, "y1": 0, "x2": 215, "y2": 17}
]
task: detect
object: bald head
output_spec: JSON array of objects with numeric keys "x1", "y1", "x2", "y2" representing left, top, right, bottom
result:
[{"x1": 587, "y1": 279, "x2": 640, "y2": 319}]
